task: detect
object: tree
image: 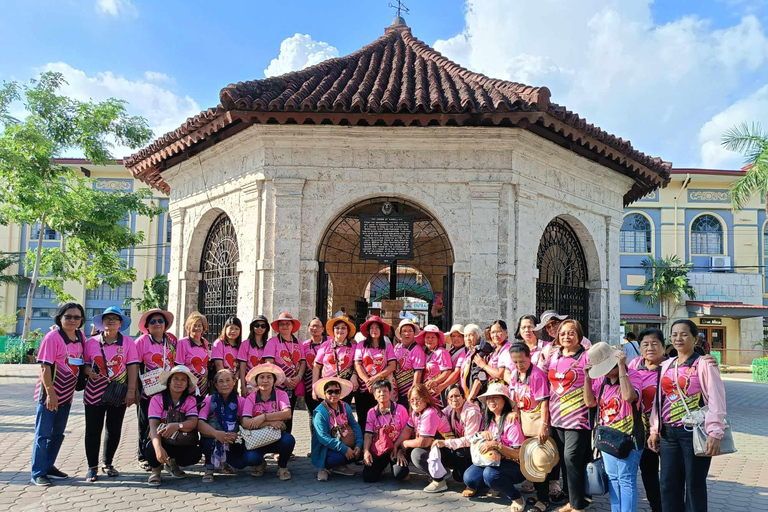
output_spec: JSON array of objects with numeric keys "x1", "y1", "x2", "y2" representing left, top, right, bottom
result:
[
  {"x1": 0, "y1": 72, "x2": 164, "y2": 341},
  {"x1": 0, "y1": 254, "x2": 28, "y2": 287},
  {"x1": 633, "y1": 255, "x2": 696, "y2": 335},
  {"x1": 124, "y1": 274, "x2": 169, "y2": 312},
  {"x1": 724, "y1": 122, "x2": 768, "y2": 212}
]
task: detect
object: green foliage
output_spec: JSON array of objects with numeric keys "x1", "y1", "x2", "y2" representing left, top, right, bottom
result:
[
  {"x1": 0, "y1": 254, "x2": 28, "y2": 287},
  {"x1": 0, "y1": 346, "x2": 26, "y2": 364},
  {"x1": 124, "y1": 274, "x2": 169, "y2": 312},
  {"x1": 723, "y1": 122, "x2": 768, "y2": 211},
  {"x1": 711, "y1": 350, "x2": 722, "y2": 366},
  {"x1": 753, "y1": 357, "x2": 768, "y2": 383},
  {"x1": 634, "y1": 255, "x2": 696, "y2": 333}
]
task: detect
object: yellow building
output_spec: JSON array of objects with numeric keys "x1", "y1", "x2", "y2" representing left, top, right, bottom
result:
[
  {"x1": 0, "y1": 159, "x2": 171, "y2": 336},
  {"x1": 621, "y1": 168, "x2": 768, "y2": 364}
]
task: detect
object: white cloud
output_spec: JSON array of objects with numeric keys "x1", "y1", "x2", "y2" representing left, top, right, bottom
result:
[
  {"x1": 37, "y1": 62, "x2": 200, "y2": 157},
  {"x1": 433, "y1": 0, "x2": 768, "y2": 168},
  {"x1": 264, "y1": 33, "x2": 339, "y2": 78},
  {"x1": 144, "y1": 71, "x2": 173, "y2": 84},
  {"x1": 95, "y1": 0, "x2": 137, "y2": 18}
]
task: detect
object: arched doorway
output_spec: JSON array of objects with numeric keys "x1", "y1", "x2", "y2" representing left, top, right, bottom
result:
[
  {"x1": 317, "y1": 198, "x2": 454, "y2": 330},
  {"x1": 198, "y1": 213, "x2": 240, "y2": 339},
  {"x1": 536, "y1": 217, "x2": 589, "y2": 334}
]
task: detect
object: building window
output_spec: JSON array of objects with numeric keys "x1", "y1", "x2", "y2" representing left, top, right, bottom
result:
[
  {"x1": 30, "y1": 223, "x2": 60, "y2": 241},
  {"x1": 620, "y1": 213, "x2": 652, "y2": 253},
  {"x1": 85, "y1": 283, "x2": 132, "y2": 301},
  {"x1": 166, "y1": 216, "x2": 172, "y2": 244},
  {"x1": 691, "y1": 214, "x2": 724, "y2": 255},
  {"x1": 17, "y1": 307, "x2": 58, "y2": 319},
  {"x1": 17, "y1": 283, "x2": 56, "y2": 299}
]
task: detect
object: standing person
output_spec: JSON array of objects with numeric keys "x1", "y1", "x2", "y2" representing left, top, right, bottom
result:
[
  {"x1": 510, "y1": 315, "x2": 551, "y2": 374},
  {"x1": 311, "y1": 377, "x2": 362, "y2": 481},
  {"x1": 143, "y1": 365, "x2": 201, "y2": 486},
  {"x1": 459, "y1": 324, "x2": 492, "y2": 402},
  {"x1": 362, "y1": 379, "x2": 411, "y2": 483},
  {"x1": 265, "y1": 312, "x2": 306, "y2": 435},
  {"x1": 211, "y1": 316, "x2": 242, "y2": 373},
  {"x1": 584, "y1": 343, "x2": 643, "y2": 512},
  {"x1": 82, "y1": 307, "x2": 139, "y2": 482},
  {"x1": 241, "y1": 364, "x2": 296, "y2": 480},
  {"x1": 535, "y1": 310, "x2": 593, "y2": 348},
  {"x1": 649, "y1": 320, "x2": 727, "y2": 512},
  {"x1": 434, "y1": 324, "x2": 467, "y2": 399},
  {"x1": 176, "y1": 311, "x2": 210, "y2": 398},
  {"x1": 621, "y1": 332, "x2": 642, "y2": 364},
  {"x1": 302, "y1": 317, "x2": 330, "y2": 419},
  {"x1": 237, "y1": 315, "x2": 275, "y2": 397},
  {"x1": 392, "y1": 318, "x2": 425, "y2": 408},
  {"x1": 416, "y1": 325, "x2": 453, "y2": 406},
  {"x1": 696, "y1": 332, "x2": 711, "y2": 355},
  {"x1": 473, "y1": 320, "x2": 510, "y2": 383},
  {"x1": 548, "y1": 319, "x2": 591, "y2": 512},
  {"x1": 30, "y1": 303, "x2": 86, "y2": 486},
  {"x1": 314, "y1": 315, "x2": 358, "y2": 405},
  {"x1": 354, "y1": 315, "x2": 396, "y2": 426}
]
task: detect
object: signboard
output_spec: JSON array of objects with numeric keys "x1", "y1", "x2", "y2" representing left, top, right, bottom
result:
[
  {"x1": 700, "y1": 318, "x2": 722, "y2": 325},
  {"x1": 359, "y1": 214, "x2": 414, "y2": 263}
]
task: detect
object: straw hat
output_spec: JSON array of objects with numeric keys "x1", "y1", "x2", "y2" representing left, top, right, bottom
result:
[
  {"x1": 271, "y1": 312, "x2": 301, "y2": 334},
  {"x1": 520, "y1": 437, "x2": 560, "y2": 483},
  {"x1": 533, "y1": 310, "x2": 568, "y2": 334},
  {"x1": 313, "y1": 377, "x2": 354, "y2": 400},
  {"x1": 414, "y1": 324, "x2": 445, "y2": 346},
  {"x1": 326, "y1": 315, "x2": 356, "y2": 338},
  {"x1": 360, "y1": 315, "x2": 391, "y2": 337},
  {"x1": 138, "y1": 308, "x2": 174, "y2": 335},
  {"x1": 587, "y1": 342, "x2": 619, "y2": 379},
  {"x1": 477, "y1": 382, "x2": 515, "y2": 409},
  {"x1": 159, "y1": 365, "x2": 198, "y2": 393},
  {"x1": 92, "y1": 306, "x2": 132, "y2": 333},
  {"x1": 246, "y1": 363, "x2": 286, "y2": 387},
  {"x1": 395, "y1": 318, "x2": 420, "y2": 339},
  {"x1": 446, "y1": 324, "x2": 465, "y2": 337}
]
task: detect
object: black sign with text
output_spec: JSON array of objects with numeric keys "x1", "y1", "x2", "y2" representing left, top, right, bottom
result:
[{"x1": 359, "y1": 215, "x2": 414, "y2": 263}]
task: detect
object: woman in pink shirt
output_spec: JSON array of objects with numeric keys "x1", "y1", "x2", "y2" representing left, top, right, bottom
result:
[
  {"x1": 314, "y1": 316, "x2": 358, "y2": 404},
  {"x1": 362, "y1": 379, "x2": 410, "y2": 483},
  {"x1": 264, "y1": 312, "x2": 306, "y2": 435},
  {"x1": 417, "y1": 325, "x2": 453, "y2": 407},
  {"x1": 211, "y1": 316, "x2": 242, "y2": 374},
  {"x1": 175, "y1": 312, "x2": 210, "y2": 398},
  {"x1": 237, "y1": 315, "x2": 275, "y2": 397},
  {"x1": 354, "y1": 316, "x2": 396, "y2": 426},
  {"x1": 474, "y1": 320, "x2": 509, "y2": 382},
  {"x1": 392, "y1": 318, "x2": 424, "y2": 408}
]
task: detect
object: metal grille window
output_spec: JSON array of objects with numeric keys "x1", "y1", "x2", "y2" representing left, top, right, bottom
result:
[
  {"x1": 199, "y1": 214, "x2": 239, "y2": 339},
  {"x1": 620, "y1": 214, "x2": 652, "y2": 253},
  {"x1": 691, "y1": 215, "x2": 723, "y2": 255},
  {"x1": 86, "y1": 283, "x2": 133, "y2": 301}
]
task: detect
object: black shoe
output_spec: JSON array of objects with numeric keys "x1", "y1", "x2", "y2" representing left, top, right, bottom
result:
[
  {"x1": 549, "y1": 490, "x2": 568, "y2": 504},
  {"x1": 47, "y1": 467, "x2": 69, "y2": 479},
  {"x1": 30, "y1": 476, "x2": 51, "y2": 486}
]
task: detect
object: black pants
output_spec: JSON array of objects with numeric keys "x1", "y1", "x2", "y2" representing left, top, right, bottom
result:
[
  {"x1": 552, "y1": 427, "x2": 591, "y2": 510},
  {"x1": 142, "y1": 439, "x2": 202, "y2": 469},
  {"x1": 284, "y1": 391, "x2": 298, "y2": 434},
  {"x1": 136, "y1": 396, "x2": 151, "y2": 461},
  {"x1": 84, "y1": 403, "x2": 127, "y2": 468},
  {"x1": 639, "y1": 444, "x2": 662, "y2": 512},
  {"x1": 410, "y1": 446, "x2": 472, "y2": 482},
  {"x1": 362, "y1": 452, "x2": 410, "y2": 483},
  {"x1": 660, "y1": 425, "x2": 712, "y2": 512},
  {"x1": 354, "y1": 391, "x2": 376, "y2": 428}
]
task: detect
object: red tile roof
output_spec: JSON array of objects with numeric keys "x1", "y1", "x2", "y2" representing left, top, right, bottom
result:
[{"x1": 125, "y1": 22, "x2": 671, "y2": 201}]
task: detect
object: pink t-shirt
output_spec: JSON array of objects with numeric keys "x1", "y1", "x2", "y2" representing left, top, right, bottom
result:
[
  {"x1": 242, "y1": 388, "x2": 291, "y2": 417},
  {"x1": 510, "y1": 364, "x2": 550, "y2": 413},
  {"x1": 488, "y1": 415, "x2": 526, "y2": 448},
  {"x1": 490, "y1": 341, "x2": 512, "y2": 369},
  {"x1": 591, "y1": 370, "x2": 642, "y2": 435},
  {"x1": 134, "y1": 333, "x2": 176, "y2": 372},
  {"x1": 302, "y1": 338, "x2": 330, "y2": 388},
  {"x1": 394, "y1": 342, "x2": 425, "y2": 396},
  {"x1": 407, "y1": 407, "x2": 452, "y2": 438},
  {"x1": 443, "y1": 401, "x2": 483, "y2": 438},
  {"x1": 423, "y1": 347, "x2": 452, "y2": 380},
  {"x1": 660, "y1": 355, "x2": 703, "y2": 427},
  {"x1": 236, "y1": 340, "x2": 275, "y2": 373},
  {"x1": 211, "y1": 339, "x2": 240, "y2": 373},
  {"x1": 265, "y1": 336, "x2": 305, "y2": 383},
  {"x1": 548, "y1": 347, "x2": 590, "y2": 430},
  {"x1": 365, "y1": 403, "x2": 409, "y2": 439},
  {"x1": 34, "y1": 329, "x2": 85, "y2": 405},
  {"x1": 83, "y1": 334, "x2": 139, "y2": 405},
  {"x1": 198, "y1": 395, "x2": 247, "y2": 422},
  {"x1": 315, "y1": 341, "x2": 357, "y2": 379},
  {"x1": 176, "y1": 337, "x2": 211, "y2": 396},
  {"x1": 628, "y1": 357, "x2": 662, "y2": 417},
  {"x1": 449, "y1": 346, "x2": 468, "y2": 369},
  {"x1": 148, "y1": 393, "x2": 198, "y2": 421},
  {"x1": 531, "y1": 340, "x2": 553, "y2": 373},
  {"x1": 355, "y1": 341, "x2": 396, "y2": 391}
]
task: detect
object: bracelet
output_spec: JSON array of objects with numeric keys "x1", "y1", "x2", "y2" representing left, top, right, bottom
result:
[{"x1": 619, "y1": 374, "x2": 629, "y2": 379}]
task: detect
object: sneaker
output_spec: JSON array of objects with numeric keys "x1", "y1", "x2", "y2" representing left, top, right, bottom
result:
[
  {"x1": 47, "y1": 467, "x2": 68, "y2": 480},
  {"x1": 330, "y1": 464, "x2": 355, "y2": 476},
  {"x1": 424, "y1": 479, "x2": 448, "y2": 493},
  {"x1": 317, "y1": 469, "x2": 330, "y2": 481},
  {"x1": 30, "y1": 476, "x2": 51, "y2": 487}
]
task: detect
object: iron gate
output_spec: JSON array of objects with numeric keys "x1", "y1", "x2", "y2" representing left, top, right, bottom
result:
[
  {"x1": 536, "y1": 217, "x2": 589, "y2": 334},
  {"x1": 199, "y1": 213, "x2": 240, "y2": 340}
]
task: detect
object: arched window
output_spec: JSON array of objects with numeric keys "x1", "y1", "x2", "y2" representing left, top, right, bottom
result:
[
  {"x1": 691, "y1": 214, "x2": 724, "y2": 255},
  {"x1": 620, "y1": 213, "x2": 652, "y2": 253}
]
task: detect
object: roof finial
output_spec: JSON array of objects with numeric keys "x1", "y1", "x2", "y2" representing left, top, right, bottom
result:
[{"x1": 388, "y1": 1, "x2": 409, "y2": 26}]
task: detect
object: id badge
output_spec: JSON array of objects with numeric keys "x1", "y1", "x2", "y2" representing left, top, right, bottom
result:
[{"x1": 68, "y1": 357, "x2": 84, "y2": 366}]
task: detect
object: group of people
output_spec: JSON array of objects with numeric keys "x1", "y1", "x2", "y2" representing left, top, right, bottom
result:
[{"x1": 31, "y1": 303, "x2": 729, "y2": 512}]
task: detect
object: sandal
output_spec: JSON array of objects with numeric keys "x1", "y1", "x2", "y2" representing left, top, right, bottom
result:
[
  {"x1": 510, "y1": 499, "x2": 526, "y2": 512},
  {"x1": 85, "y1": 467, "x2": 98, "y2": 483},
  {"x1": 461, "y1": 487, "x2": 477, "y2": 497},
  {"x1": 148, "y1": 472, "x2": 162, "y2": 486},
  {"x1": 549, "y1": 490, "x2": 568, "y2": 505},
  {"x1": 525, "y1": 499, "x2": 547, "y2": 512},
  {"x1": 102, "y1": 465, "x2": 119, "y2": 477},
  {"x1": 202, "y1": 469, "x2": 215, "y2": 483},
  {"x1": 277, "y1": 467, "x2": 292, "y2": 480},
  {"x1": 251, "y1": 461, "x2": 266, "y2": 477},
  {"x1": 138, "y1": 460, "x2": 152, "y2": 472},
  {"x1": 166, "y1": 463, "x2": 186, "y2": 479}
]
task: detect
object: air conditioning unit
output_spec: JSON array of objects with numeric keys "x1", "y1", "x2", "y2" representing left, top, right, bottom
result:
[{"x1": 710, "y1": 256, "x2": 731, "y2": 272}]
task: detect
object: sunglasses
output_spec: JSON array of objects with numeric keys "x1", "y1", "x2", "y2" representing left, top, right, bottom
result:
[
  {"x1": 148, "y1": 318, "x2": 166, "y2": 325},
  {"x1": 62, "y1": 314, "x2": 82, "y2": 321},
  {"x1": 254, "y1": 323, "x2": 268, "y2": 329},
  {"x1": 325, "y1": 388, "x2": 342, "y2": 395}
]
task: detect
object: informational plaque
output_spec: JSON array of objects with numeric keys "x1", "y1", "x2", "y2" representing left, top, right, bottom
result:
[{"x1": 359, "y1": 214, "x2": 414, "y2": 263}]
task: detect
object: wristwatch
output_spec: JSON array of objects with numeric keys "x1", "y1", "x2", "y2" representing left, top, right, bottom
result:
[{"x1": 177, "y1": 423, "x2": 183, "y2": 431}]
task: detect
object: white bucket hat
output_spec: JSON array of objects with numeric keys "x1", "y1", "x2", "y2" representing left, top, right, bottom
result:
[
  {"x1": 587, "y1": 342, "x2": 619, "y2": 379},
  {"x1": 159, "y1": 365, "x2": 198, "y2": 393}
]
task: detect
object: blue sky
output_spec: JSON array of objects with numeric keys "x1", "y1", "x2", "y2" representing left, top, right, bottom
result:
[{"x1": 2, "y1": 0, "x2": 768, "y2": 169}]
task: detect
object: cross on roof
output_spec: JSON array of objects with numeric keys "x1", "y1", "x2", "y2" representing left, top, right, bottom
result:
[{"x1": 388, "y1": 0, "x2": 409, "y2": 18}]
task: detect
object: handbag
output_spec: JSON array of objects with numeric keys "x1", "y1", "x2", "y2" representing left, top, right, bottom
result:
[
  {"x1": 98, "y1": 335, "x2": 128, "y2": 407},
  {"x1": 674, "y1": 362, "x2": 737, "y2": 457},
  {"x1": 593, "y1": 381, "x2": 635, "y2": 459},
  {"x1": 162, "y1": 391, "x2": 199, "y2": 446},
  {"x1": 371, "y1": 405, "x2": 397, "y2": 456},
  {"x1": 139, "y1": 337, "x2": 170, "y2": 396},
  {"x1": 236, "y1": 425, "x2": 282, "y2": 450},
  {"x1": 584, "y1": 455, "x2": 610, "y2": 496},
  {"x1": 469, "y1": 413, "x2": 508, "y2": 467},
  {"x1": 518, "y1": 367, "x2": 542, "y2": 437},
  {"x1": 325, "y1": 402, "x2": 357, "y2": 448}
]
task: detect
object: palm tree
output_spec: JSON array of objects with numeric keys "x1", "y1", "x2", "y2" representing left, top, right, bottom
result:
[
  {"x1": 634, "y1": 255, "x2": 696, "y2": 335},
  {"x1": 724, "y1": 122, "x2": 768, "y2": 212}
]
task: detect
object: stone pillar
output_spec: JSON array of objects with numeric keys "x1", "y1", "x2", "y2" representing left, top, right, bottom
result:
[
  {"x1": 601, "y1": 215, "x2": 622, "y2": 345},
  {"x1": 452, "y1": 261, "x2": 471, "y2": 325},
  {"x1": 514, "y1": 187, "x2": 539, "y2": 323},
  {"x1": 239, "y1": 179, "x2": 264, "y2": 321},
  {"x1": 468, "y1": 183, "x2": 502, "y2": 324},
  {"x1": 166, "y1": 207, "x2": 185, "y2": 338}
]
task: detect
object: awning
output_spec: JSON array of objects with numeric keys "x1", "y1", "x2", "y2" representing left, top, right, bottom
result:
[
  {"x1": 686, "y1": 301, "x2": 768, "y2": 319},
  {"x1": 621, "y1": 314, "x2": 666, "y2": 322}
]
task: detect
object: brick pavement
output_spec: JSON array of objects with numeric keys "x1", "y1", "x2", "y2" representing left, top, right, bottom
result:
[{"x1": 1, "y1": 364, "x2": 766, "y2": 512}]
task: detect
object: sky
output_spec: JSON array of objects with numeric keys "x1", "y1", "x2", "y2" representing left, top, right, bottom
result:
[{"x1": 2, "y1": 0, "x2": 768, "y2": 169}]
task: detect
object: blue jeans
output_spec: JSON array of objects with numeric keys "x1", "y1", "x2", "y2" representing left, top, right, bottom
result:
[
  {"x1": 325, "y1": 449, "x2": 349, "y2": 469},
  {"x1": 31, "y1": 402, "x2": 72, "y2": 478},
  {"x1": 603, "y1": 449, "x2": 643, "y2": 512},
  {"x1": 463, "y1": 460, "x2": 525, "y2": 501},
  {"x1": 249, "y1": 432, "x2": 296, "y2": 469}
]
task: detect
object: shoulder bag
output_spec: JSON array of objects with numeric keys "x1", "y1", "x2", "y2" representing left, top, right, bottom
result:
[
  {"x1": 325, "y1": 401, "x2": 356, "y2": 448},
  {"x1": 584, "y1": 388, "x2": 610, "y2": 496},
  {"x1": 518, "y1": 367, "x2": 543, "y2": 437},
  {"x1": 469, "y1": 413, "x2": 508, "y2": 467},
  {"x1": 139, "y1": 336, "x2": 169, "y2": 396},
  {"x1": 594, "y1": 380, "x2": 636, "y2": 459},
  {"x1": 371, "y1": 405, "x2": 397, "y2": 456},
  {"x1": 99, "y1": 334, "x2": 128, "y2": 407},
  {"x1": 161, "y1": 391, "x2": 200, "y2": 446},
  {"x1": 236, "y1": 425, "x2": 282, "y2": 450},
  {"x1": 73, "y1": 330, "x2": 88, "y2": 392}
]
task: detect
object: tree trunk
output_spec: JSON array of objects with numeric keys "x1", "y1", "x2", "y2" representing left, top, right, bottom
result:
[{"x1": 21, "y1": 215, "x2": 46, "y2": 342}]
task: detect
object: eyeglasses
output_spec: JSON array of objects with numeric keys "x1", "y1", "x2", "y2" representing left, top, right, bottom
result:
[
  {"x1": 254, "y1": 324, "x2": 268, "y2": 329},
  {"x1": 62, "y1": 315, "x2": 82, "y2": 321},
  {"x1": 102, "y1": 316, "x2": 121, "y2": 323},
  {"x1": 447, "y1": 395, "x2": 463, "y2": 401},
  {"x1": 148, "y1": 318, "x2": 166, "y2": 325},
  {"x1": 325, "y1": 388, "x2": 341, "y2": 395}
]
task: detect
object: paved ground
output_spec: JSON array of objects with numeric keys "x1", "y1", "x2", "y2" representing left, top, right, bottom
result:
[{"x1": 1, "y1": 364, "x2": 766, "y2": 512}]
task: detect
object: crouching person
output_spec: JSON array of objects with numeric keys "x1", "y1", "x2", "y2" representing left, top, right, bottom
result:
[
  {"x1": 362, "y1": 379, "x2": 410, "y2": 483},
  {"x1": 144, "y1": 365, "x2": 202, "y2": 486},
  {"x1": 311, "y1": 377, "x2": 362, "y2": 481}
]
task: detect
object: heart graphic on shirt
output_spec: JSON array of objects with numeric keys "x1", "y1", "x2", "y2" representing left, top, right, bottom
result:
[
  {"x1": 364, "y1": 353, "x2": 385, "y2": 375},
  {"x1": 328, "y1": 352, "x2": 351, "y2": 371},
  {"x1": 225, "y1": 353, "x2": 237, "y2": 370},
  {"x1": 249, "y1": 354, "x2": 262, "y2": 368},
  {"x1": 305, "y1": 352, "x2": 316, "y2": 368},
  {"x1": 94, "y1": 354, "x2": 123, "y2": 378},
  {"x1": 661, "y1": 373, "x2": 690, "y2": 402},
  {"x1": 517, "y1": 393, "x2": 534, "y2": 412},
  {"x1": 280, "y1": 349, "x2": 300, "y2": 368},
  {"x1": 425, "y1": 361, "x2": 440, "y2": 380},
  {"x1": 397, "y1": 356, "x2": 406, "y2": 370},
  {"x1": 190, "y1": 356, "x2": 208, "y2": 375},
  {"x1": 641, "y1": 385, "x2": 656, "y2": 412},
  {"x1": 600, "y1": 397, "x2": 621, "y2": 424},
  {"x1": 549, "y1": 368, "x2": 577, "y2": 395}
]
